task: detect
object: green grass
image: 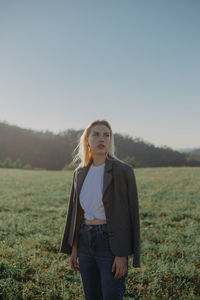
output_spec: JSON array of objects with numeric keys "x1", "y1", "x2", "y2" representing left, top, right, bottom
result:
[{"x1": 0, "y1": 167, "x2": 200, "y2": 299}]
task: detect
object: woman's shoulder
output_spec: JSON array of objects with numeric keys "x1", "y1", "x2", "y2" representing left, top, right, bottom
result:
[
  {"x1": 111, "y1": 157, "x2": 134, "y2": 173},
  {"x1": 73, "y1": 157, "x2": 134, "y2": 174}
]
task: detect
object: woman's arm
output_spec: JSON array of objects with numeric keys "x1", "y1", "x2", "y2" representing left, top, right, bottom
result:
[
  {"x1": 70, "y1": 199, "x2": 84, "y2": 272},
  {"x1": 127, "y1": 167, "x2": 141, "y2": 268},
  {"x1": 72, "y1": 199, "x2": 84, "y2": 248}
]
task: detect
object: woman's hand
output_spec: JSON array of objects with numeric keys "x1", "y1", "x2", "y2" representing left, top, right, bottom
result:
[
  {"x1": 112, "y1": 256, "x2": 128, "y2": 279},
  {"x1": 70, "y1": 245, "x2": 80, "y2": 271}
]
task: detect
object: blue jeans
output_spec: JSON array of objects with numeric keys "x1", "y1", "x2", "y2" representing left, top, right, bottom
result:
[{"x1": 77, "y1": 222, "x2": 128, "y2": 300}]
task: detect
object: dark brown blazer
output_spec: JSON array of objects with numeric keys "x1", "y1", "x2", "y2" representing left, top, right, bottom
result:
[{"x1": 59, "y1": 156, "x2": 141, "y2": 268}]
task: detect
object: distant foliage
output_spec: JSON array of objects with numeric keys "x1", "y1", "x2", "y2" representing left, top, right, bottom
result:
[
  {"x1": 62, "y1": 162, "x2": 76, "y2": 171},
  {"x1": 0, "y1": 156, "x2": 33, "y2": 169},
  {"x1": 62, "y1": 160, "x2": 80, "y2": 171},
  {"x1": 13, "y1": 158, "x2": 23, "y2": 168},
  {"x1": 0, "y1": 157, "x2": 13, "y2": 168},
  {"x1": 122, "y1": 156, "x2": 139, "y2": 167},
  {"x1": 23, "y1": 163, "x2": 32, "y2": 169},
  {"x1": 187, "y1": 152, "x2": 200, "y2": 162}
]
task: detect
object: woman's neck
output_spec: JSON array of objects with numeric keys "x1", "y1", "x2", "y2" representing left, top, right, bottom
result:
[{"x1": 92, "y1": 154, "x2": 107, "y2": 166}]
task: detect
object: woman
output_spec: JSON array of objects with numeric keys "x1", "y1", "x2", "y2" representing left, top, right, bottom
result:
[{"x1": 60, "y1": 120, "x2": 141, "y2": 300}]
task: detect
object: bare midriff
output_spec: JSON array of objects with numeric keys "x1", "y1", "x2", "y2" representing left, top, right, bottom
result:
[{"x1": 84, "y1": 218, "x2": 107, "y2": 225}]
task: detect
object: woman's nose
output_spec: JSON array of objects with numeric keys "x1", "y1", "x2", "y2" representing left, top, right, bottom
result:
[{"x1": 99, "y1": 136, "x2": 105, "y2": 141}]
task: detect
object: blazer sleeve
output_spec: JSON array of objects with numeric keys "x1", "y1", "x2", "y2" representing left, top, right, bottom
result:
[
  {"x1": 59, "y1": 170, "x2": 76, "y2": 254},
  {"x1": 127, "y1": 167, "x2": 141, "y2": 268}
]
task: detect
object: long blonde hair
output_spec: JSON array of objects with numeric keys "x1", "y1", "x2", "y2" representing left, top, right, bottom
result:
[{"x1": 72, "y1": 120, "x2": 118, "y2": 168}]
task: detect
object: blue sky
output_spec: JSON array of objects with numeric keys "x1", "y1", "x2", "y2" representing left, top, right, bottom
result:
[{"x1": 0, "y1": 0, "x2": 199, "y2": 150}]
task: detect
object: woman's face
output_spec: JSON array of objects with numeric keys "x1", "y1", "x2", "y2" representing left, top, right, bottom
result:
[{"x1": 87, "y1": 124, "x2": 111, "y2": 156}]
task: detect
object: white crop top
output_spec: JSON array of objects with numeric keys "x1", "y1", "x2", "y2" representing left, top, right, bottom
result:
[{"x1": 79, "y1": 162, "x2": 106, "y2": 220}]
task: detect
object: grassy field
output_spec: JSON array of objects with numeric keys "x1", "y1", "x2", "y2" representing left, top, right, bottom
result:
[{"x1": 0, "y1": 167, "x2": 200, "y2": 300}]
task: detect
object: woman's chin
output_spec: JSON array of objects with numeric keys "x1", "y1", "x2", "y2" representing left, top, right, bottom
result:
[{"x1": 93, "y1": 149, "x2": 107, "y2": 156}]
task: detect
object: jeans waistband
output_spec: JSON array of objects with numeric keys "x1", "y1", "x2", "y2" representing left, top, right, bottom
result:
[{"x1": 80, "y1": 222, "x2": 107, "y2": 232}]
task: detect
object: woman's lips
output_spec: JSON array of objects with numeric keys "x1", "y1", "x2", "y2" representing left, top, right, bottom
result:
[{"x1": 98, "y1": 144, "x2": 105, "y2": 148}]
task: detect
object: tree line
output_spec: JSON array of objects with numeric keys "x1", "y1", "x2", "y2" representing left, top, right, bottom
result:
[{"x1": 0, "y1": 121, "x2": 200, "y2": 170}]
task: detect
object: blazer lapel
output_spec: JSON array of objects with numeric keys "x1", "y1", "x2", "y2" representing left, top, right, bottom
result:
[{"x1": 103, "y1": 157, "x2": 113, "y2": 198}]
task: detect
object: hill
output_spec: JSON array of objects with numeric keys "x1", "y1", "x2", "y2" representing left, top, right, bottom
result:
[{"x1": 0, "y1": 121, "x2": 200, "y2": 170}]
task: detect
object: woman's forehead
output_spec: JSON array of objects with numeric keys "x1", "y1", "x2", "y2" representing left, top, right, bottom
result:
[{"x1": 90, "y1": 124, "x2": 110, "y2": 133}]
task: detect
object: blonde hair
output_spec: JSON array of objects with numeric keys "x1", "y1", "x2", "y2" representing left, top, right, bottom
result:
[{"x1": 72, "y1": 120, "x2": 118, "y2": 168}]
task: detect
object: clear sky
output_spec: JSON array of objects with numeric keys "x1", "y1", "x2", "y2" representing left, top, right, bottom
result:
[{"x1": 0, "y1": 0, "x2": 199, "y2": 150}]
